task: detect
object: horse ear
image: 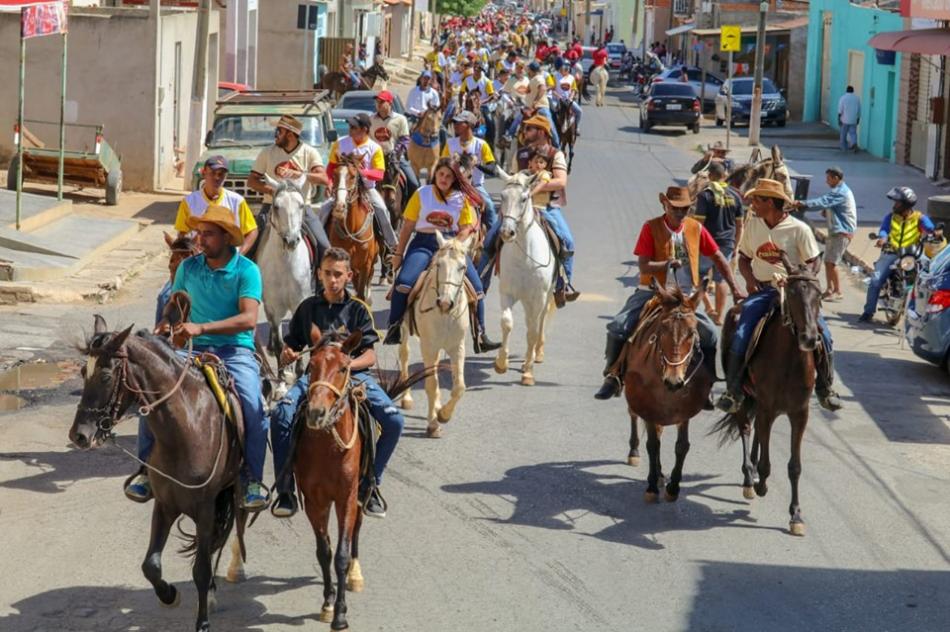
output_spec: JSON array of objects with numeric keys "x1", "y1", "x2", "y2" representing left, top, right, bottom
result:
[
  {"x1": 779, "y1": 250, "x2": 794, "y2": 274},
  {"x1": 93, "y1": 314, "x2": 108, "y2": 335},
  {"x1": 342, "y1": 330, "x2": 363, "y2": 355},
  {"x1": 163, "y1": 231, "x2": 175, "y2": 248},
  {"x1": 459, "y1": 232, "x2": 476, "y2": 252},
  {"x1": 264, "y1": 173, "x2": 280, "y2": 191},
  {"x1": 496, "y1": 166, "x2": 512, "y2": 183},
  {"x1": 435, "y1": 230, "x2": 447, "y2": 248},
  {"x1": 651, "y1": 278, "x2": 671, "y2": 302},
  {"x1": 310, "y1": 324, "x2": 322, "y2": 347},
  {"x1": 290, "y1": 171, "x2": 307, "y2": 193},
  {"x1": 685, "y1": 288, "x2": 704, "y2": 311},
  {"x1": 104, "y1": 324, "x2": 134, "y2": 355},
  {"x1": 771, "y1": 144, "x2": 782, "y2": 165}
]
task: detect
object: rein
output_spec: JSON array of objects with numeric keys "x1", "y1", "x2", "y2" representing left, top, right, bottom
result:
[
  {"x1": 333, "y1": 169, "x2": 375, "y2": 244},
  {"x1": 305, "y1": 357, "x2": 365, "y2": 451},
  {"x1": 502, "y1": 185, "x2": 554, "y2": 269},
  {"x1": 418, "y1": 251, "x2": 467, "y2": 315},
  {"x1": 645, "y1": 312, "x2": 704, "y2": 386}
]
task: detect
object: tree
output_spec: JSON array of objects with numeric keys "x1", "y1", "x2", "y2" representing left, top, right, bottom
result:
[{"x1": 436, "y1": 0, "x2": 486, "y2": 18}]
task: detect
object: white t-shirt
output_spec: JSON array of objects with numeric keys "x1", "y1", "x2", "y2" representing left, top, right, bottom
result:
[
  {"x1": 406, "y1": 86, "x2": 442, "y2": 116},
  {"x1": 251, "y1": 141, "x2": 323, "y2": 204},
  {"x1": 554, "y1": 73, "x2": 576, "y2": 100},
  {"x1": 738, "y1": 213, "x2": 821, "y2": 284}
]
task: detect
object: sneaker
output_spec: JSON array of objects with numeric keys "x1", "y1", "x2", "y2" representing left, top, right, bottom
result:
[
  {"x1": 242, "y1": 481, "x2": 269, "y2": 512},
  {"x1": 124, "y1": 473, "x2": 152, "y2": 502},
  {"x1": 383, "y1": 323, "x2": 402, "y2": 345},
  {"x1": 271, "y1": 492, "x2": 298, "y2": 518},
  {"x1": 817, "y1": 390, "x2": 843, "y2": 412},
  {"x1": 715, "y1": 391, "x2": 743, "y2": 414},
  {"x1": 362, "y1": 488, "x2": 387, "y2": 519},
  {"x1": 856, "y1": 313, "x2": 874, "y2": 324}
]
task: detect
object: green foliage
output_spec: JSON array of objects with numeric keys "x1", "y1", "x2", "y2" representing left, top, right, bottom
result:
[{"x1": 436, "y1": 0, "x2": 487, "y2": 18}]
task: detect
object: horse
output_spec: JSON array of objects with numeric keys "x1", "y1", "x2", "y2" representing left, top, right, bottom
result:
[
  {"x1": 378, "y1": 151, "x2": 406, "y2": 284},
  {"x1": 407, "y1": 105, "x2": 442, "y2": 182},
  {"x1": 553, "y1": 96, "x2": 577, "y2": 173},
  {"x1": 329, "y1": 153, "x2": 379, "y2": 305},
  {"x1": 493, "y1": 92, "x2": 522, "y2": 173},
  {"x1": 714, "y1": 254, "x2": 823, "y2": 536},
  {"x1": 69, "y1": 316, "x2": 248, "y2": 632},
  {"x1": 621, "y1": 284, "x2": 716, "y2": 501},
  {"x1": 257, "y1": 174, "x2": 313, "y2": 357},
  {"x1": 740, "y1": 145, "x2": 795, "y2": 201},
  {"x1": 319, "y1": 70, "x2": 352, "y2": 102},
  {"x1": 492, "y1": 169, "x2": 557, "y2": 387},
  {"x1": 398, "y1": 232, "x2": 474, "y2": 437},
  {"x1": 590, "y1": 65, "x2": 608, "y2": 107}
]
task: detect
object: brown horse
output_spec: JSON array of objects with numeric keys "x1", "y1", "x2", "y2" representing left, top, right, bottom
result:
[
  {"x1": 378, "y1": 152, "x2": 405, "y2": 284},
  {"x1": 69, "y1": 316, "x2": 247, "y2": 632},
  {"x1": 554, "y1": 97, "x2": 577, "y2": 173},
  {"x1": 714, "y1": 255, "x2": 822, "y2": 536},
  {"x1": 741, "y1": 145, "x2": 795, "y2": 201},
  {"x1": 622, "y1": 284, "x2": 716, "y2": 502},
  {"x1": 407, "y1": 105, "x2": 443, "y2": 181},
  {"x1": 329, "y1": 152, "x2": 379, "y2": 304}
]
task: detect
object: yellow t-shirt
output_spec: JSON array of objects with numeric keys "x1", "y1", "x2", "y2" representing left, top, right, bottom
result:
[
  {"x1": 738, "y1": 213, "x2": 820, "y2": 284},
  {"x1": 175, "y1": 187, "x2": 257, "y2": 236},
  {"x1": 529, "y1": 170, "x2": 552, "y2": 209},
  {"x1": 441, "y1": 136, "x2": 495, "y2": 187},
  {"x1": 425, "y1": 51, "x2": 442, "y2": 72},
  {"x1": 403, "y1": 185, "x2": 475, "y2": 233}
]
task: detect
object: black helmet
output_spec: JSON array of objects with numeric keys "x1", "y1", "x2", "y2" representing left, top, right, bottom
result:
[{"x1": 886, "y1": 186, "x2": 917, "y2": 206}]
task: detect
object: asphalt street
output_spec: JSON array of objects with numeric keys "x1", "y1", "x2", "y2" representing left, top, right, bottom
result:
[{"x1": 0, "y1": 85, "x2": 948, "y2": 632}]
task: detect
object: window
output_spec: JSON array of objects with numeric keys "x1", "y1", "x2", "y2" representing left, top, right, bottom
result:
[
  {"x1": 297, "y1": 4, "x2": 319, "y2": 30},
  {"x1": 652, "y1": 83, "x2": 698, "y2": 97}
]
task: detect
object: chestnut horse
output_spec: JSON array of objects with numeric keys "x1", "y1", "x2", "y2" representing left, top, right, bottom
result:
[
  {"x1": 714, "y1": 255, "x2": 822, "y2": 536},
  {"x1": 407, "y1": 105, "x2": 442, "y2": 181},
  {"x1": 329, "y1": 152, "x2": 379, "y2": 305},
  {"x1": 622, "y1": 284, "x2": 716, "y2": 502}
]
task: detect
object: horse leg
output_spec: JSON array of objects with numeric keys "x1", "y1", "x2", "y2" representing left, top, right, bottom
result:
[
  {"x1": 330, "y1": 498, "x2": 356, "y2": 630},
  {"x1": 665, "y1": 421, "x2": 691, "y2": 502},
  {"x1": 225, "y1": 534, "x2": 245, "y2": 583},
  {"x1": 644, "y1": 423, "x2": 662, "y2": 503},
  {"x1": 192, "y1": 511, "x2": 215, "y2": 632},
  {"x1": 754, "y1": 413, "x2": 775, "y2": 497},
  {"x1": 346, "y1": 510, "x2": 365, "y2": 592},
  {"x1": 738, "y1": 411, "x2": 756, "y2": 500},
  {"x1": 627, "y1": 413, "x2": 640, "y2": 466},
  {"x1": 421, "y1": 343, "x2": 443, "y2": 437},
  {"x1": 142, "y1": 503, "x2": 180, "y2": 607},
  {"x1": 307, "y1": 501, "x2": 336, "y2": 623},
  {"x1": 437, "y1": 338, "x2": 466, "y2": 423},
  {"x1": 398, "y1": 334, "x2": 414, "y2": 410},
  {"x1": 520, "y1": 299, "x2": 543, "y2": 386},
  {"x1": 494, "y1": 293, "x2": 514, "y2": 374},
  {"x1": 267, "y1": 313, "x2": 282, "y2": 358},
  {"x1": 535, "y1": 298, "x2": 552, "y2": 363},
  {"x1": 787, "y1": 406, "x2": 809, "y2": 536}
]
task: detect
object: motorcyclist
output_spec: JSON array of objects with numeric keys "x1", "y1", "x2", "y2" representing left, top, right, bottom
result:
[{"x1": 858, "y1": 186, "x2": 935, "y2": 323}]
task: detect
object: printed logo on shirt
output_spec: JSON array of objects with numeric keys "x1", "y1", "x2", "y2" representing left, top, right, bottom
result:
[
  {"x1": 275, "y1": 160, "x2": 303, "y2": 179},
  {"x1": 373, "y1": 126, "x2": 392, "y2": 144},
  {"x1": 755, "y1": 241, "x2": 784, "y2": 265},
  {"x1": 425, "y1": 211, "x2": 454, "y2": 230}
]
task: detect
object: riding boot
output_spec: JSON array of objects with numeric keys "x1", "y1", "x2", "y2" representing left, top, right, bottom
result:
[
  {"x1": 714, "y1": 352, "x2": 746, "y2": 413},
  {"x1": 594, "y1": 336, "x2": 626, "y2": 400},
  {"x1": 700, "y1": 344, "x2": 718, "y2": 410},
  {"x1": 814, "y1": 347, "x2": 843, "y2": 411}
]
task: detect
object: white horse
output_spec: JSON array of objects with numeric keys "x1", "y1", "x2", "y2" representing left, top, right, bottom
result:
[
  {"x1": 258, "y1": 174, "x2": 312, "y2": 356},
  {"x1": 493, "y1": 169, "x2": 557, "y2": 386},
  {"x1": 398, "y1": 232, "x2": 474, "y2": 438}
]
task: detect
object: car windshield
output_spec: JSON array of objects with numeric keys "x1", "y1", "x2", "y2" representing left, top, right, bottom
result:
[
  {"x1": 209, "y1": 115, "x2": 325, "y2": 147},
  {"x1": 607, "y1": 44, "x2": 625, "y2": 55},
  {"x1": 582, "y1": 49, "x2": 594, "y2": 60},
  {"x1": 731, "y1": 78, "x2": 779, "y2": 95},
  {"x1": 339, "y1": 94, "x2": 404, "y2": 114},
  {"x1": 652, "y1": 83, "x2": 697, "y2": 97}
]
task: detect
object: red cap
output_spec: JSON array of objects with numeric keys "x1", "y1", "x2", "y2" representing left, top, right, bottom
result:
[{"x1": 375, "y1": 90, "x2": 394, "y2": 103}]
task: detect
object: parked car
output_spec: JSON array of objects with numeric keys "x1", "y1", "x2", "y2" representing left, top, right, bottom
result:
[
  {"x1": 606, "y1": 43, "x2": 626, "y2": 72},
  {"x1": 194, "y1": 89, "x2": 336, "y2": 201},
  {"x1": 714, "y1": 76, "x2": 789, "y2": 127},
  {"x1": 337, "y1": 90, "x2": 406, "y2": 115},
  {"x1": 653, "y1": 66, "x2": 723, "y2": 113},
  {"x1": 905, "y1": 235, "x2": 950, "y2": 371},
  {"x1": 579, "y1": 46, "x2": 597, "y2": 77},
  {"x1": 639, "y1": 82, "x2": 701, "y2": 133}
]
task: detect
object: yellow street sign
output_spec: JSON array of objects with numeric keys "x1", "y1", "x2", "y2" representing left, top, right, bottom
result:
[{"x1": 720, "y1": 25, "x2": 741, "y2": 52}]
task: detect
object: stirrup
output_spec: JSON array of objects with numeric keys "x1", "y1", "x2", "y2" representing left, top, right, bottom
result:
[{"x1": 715, "y1": 391, "x2": 743, "y2": 414}]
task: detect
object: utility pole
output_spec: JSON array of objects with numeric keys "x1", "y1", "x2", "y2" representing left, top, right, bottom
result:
[
  {"x1": 184, "y1": 0, "x2": 210, "y2": 192},
  {"x1": 409, "y1": 0, "x2": 415, "y2": 60},
  {"x1": 585, "y1": 0, "x2": 591, "y2": 43},
  {"x1": 748, "y1": 0, "x2": 768, "y2": 147}
]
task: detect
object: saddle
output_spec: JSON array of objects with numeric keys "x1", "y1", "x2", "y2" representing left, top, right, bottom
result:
[
  {"x1": 626, "y1": 296, "x2": 663, "y2": 345},
  {"x1": 193, "y1": 353, "x2": 246, "y2": 453},
  {"x1": 405, "y1": 264, "x2": 480, "y2": 337}
]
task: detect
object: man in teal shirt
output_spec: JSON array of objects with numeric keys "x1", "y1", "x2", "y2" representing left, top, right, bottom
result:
[{"x1": 125, "y1": 205, "x2": 269, "y2": 511}]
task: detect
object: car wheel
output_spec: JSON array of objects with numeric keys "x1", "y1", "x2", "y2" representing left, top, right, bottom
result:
[
  {"x1": 715, "y1": 118, "x2": 723, "y2": 127},
  {"x1": 105, "y1": 169, "x2": 122, "y2": 206},
  {"x1": 6, "y1": 154, "x2": 19, "y2": 191},
  {"x1": 691, "y1": 122, "x2": 700, "y2": 134},
  {"x1": 777, "y1": 118, "x2": 787, "y2": 128}
]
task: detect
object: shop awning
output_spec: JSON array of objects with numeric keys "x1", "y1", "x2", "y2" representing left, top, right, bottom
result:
[
  {"x1": 666, "y1": 23, "x2": 695, "y2": 37},
  {"x1": 692, "y1": 16, "x2": 809, "y2": 37},
  {"x1": 868, "y1": 28, "x2": 950, "y2": 56}
]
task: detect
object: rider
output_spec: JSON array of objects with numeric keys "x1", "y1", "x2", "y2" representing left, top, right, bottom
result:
[
  {"x1": 270, "y1": 247, "x2": 403, "y2": 519},
  {"x1": 247, "y1": 115, "x2": 331, "y2": 263},
  {"x1": 441, "y1": 110, "x2": 498, "y2": 237},
  {"x1": 319, "y1": 113, "x2": 398, "y2": 252},
  {"x1": 505, "y1": 60, "x2": 560, "y2": 148},
  {"x1": 461, "y1": 63, "x2": 496, "y2": 148},
  {"x1": 595, "y1": 186, "x2": 742, "y2": 400},
  {"x1": 406, "y1": 71, "x2": 442, "y2": 121},
  {"x1": 371, "y1": 90, "x2": 420, "y2": 202},
  {"x1": 340, "y1": 42, "x2": 361, "y2": 89},
  {"x1": 714, "y1": 179, "x2": 842, "y2": 413},
  {"x1": 176, "y1": 155, "x2": 258, "y2": 255},
  {"x1": 553, "y1": 60, "x2": 583, "y2": 136},
  {"x1": 691, "y1": 141, "x2": 734, "y2": 174},
  {"x1": 858, "y1": 186, "x2": 934, "y2": 323},
  {"x1": 383, "y1": 157, "x2": 501, "y2": 353},
  {"x1": 127, "y1": 206, "x2": 270, "y2": 510}
]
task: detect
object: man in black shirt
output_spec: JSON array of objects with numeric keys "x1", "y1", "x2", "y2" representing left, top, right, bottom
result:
[
  {"x1": 694, "y1": 161, "x2": 743, "y2": 324},
  {"x1": 269, "y1": 248, "x2": 403, "y2": 519}
]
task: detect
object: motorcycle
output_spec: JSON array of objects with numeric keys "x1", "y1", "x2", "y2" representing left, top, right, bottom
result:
[{"x1": 869, "y1": 230, "x2": 945, "y2": 326}]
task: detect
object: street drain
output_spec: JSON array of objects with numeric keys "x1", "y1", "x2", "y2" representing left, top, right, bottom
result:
[{"x1": 0, "y1": 361, "x2": 80, "y2": 413}]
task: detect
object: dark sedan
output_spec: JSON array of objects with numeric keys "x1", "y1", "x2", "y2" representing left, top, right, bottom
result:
[
  {"x1": 714, "y1": 77, "x2": 788, "y2": 127},
  {"x1": 639, "y1": 83, "x2": 701, "y2": 133}
]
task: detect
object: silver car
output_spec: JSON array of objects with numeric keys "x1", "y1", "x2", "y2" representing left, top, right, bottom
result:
[{"x1": 653, "y1": 66, "x2": 723, "y2": 112}]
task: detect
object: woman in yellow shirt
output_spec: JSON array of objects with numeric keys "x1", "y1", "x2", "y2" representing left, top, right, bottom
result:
[{"x1": 384, "y1": 157, "x2": 500, "y2": 352}]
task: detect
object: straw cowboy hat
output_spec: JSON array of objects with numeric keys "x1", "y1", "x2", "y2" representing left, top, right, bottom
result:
[
  {"x1": 745, "y1": 178, "x2": 792, "y2": 204},
  {"x1": 185, "y1": 205, "x2": 243, "y2": 247},
  {"x1": 523, "y1": 114, "x2": 552, "y2": 136},
  {"x1": 659, "y1": 186, "x2": 692, "y2": 208}
]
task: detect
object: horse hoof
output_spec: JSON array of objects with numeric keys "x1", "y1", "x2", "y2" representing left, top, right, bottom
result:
[
  {"x1": 319, "y1": 605, "x2": 335, "y2": 623},
  {"x1": 225, "y1": 567, "x2": 245, "y2": 584},
  {"x1": 627, "y1": 455, "x2": 640, "y2": 467},
  {"x1": 664, "y1": 489, "x2": 679, "y2": 502},
  {"x1": 347, "y1": 577, "x2": 365, "y2": 593},
  {"x1": 401, "y1": 397, "x2": 414, "y2": 411},
  {"x1": 426, "y1": 425, "x2": 442, "y2": 438},
  {"x1": 494, "y1": 359, "x2": 508, "y2": 374},
  {"x1": 643, "y1": 491, "x2": 659, "y2": 504},
  {"x1": 521, "y1": 374, "x2": 535, "y2": 386},
  {"x1": 742, "y1": 486, "x2": 756, "y2": 500},
  {"x1": 436, "y1": 408, "x2": 453, "y2": 424},
  {"x1": 789, "y1": 521, "x2": 806, "y2": 537},
  {"x1": 755, "y1": 483, "x2": 768, "y2": 497},
  {"x1": 331, "y1": 621, "x2": 349, "y2": 631},
  {"x1": 159, "y1": 586, "x2": 180, "y2": 608}
]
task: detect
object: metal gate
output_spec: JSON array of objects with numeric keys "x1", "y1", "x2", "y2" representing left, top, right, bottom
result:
[{"x1": 319, "y1": 37, "x2": 356, "y2": 76}]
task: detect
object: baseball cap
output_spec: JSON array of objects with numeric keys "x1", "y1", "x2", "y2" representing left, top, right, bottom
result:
[
  {"x1": 203, "y1": 155, "x2": 229, "y2": 171},
  {"x1": 347, "y1": 113, "x2": 371, "y2": 130},
  {"x1": 375, "y1": 90, "x2": 394, "y2": 103}
]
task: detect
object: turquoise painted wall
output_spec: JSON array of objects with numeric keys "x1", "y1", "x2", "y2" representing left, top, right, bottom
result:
[{"x1": 803, "y1": 0, "x2": 903, "y2": 161}]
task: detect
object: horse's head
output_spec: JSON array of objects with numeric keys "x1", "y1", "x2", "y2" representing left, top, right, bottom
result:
[
  {"x1": 419, "y1": 106, "x2": 441, "y2": 134},
  {"x1": 265, "y1": 173, "x2": 307, "y2": 248},
  {"x1": 333, "y1": 153, "x2": 363, "y2": 219},
  {"x1": 742, "y1": 145, "x2": 794, "y2": 201},
  {"x1": 653, "y1": 283, "x2": 704, "y2": 390},
  {"x1": 780, "y1": 252, "x2": 822, "y2": 352},
  {"x1": 497, "y1": 168, "x2": 537, "y2": 242},
  {"x1": 70, "y1": 316, "x2": 136, "y2": 449},
  {"x1": 433, "y1": 231, "x2": 474, "y2": 313},
  {"x1": 305, "y1": 325, "x2": 363, "y2": 430}
]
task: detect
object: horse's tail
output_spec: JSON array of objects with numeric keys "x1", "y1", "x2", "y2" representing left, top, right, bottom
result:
[
  {"x1": 176, "y1": 484, "x2": 237, "y2": 559},
  {"x1": 376, "y1": 365, "x2": 439, "y2": 401},
  {"x1": 710, "y1": 400, "x2": 754, "y2": 448}
]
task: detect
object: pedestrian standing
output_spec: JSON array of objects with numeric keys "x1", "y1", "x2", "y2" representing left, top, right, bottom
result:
[
  {"x1": 838, "y1": 86, "x2": 861, "y2": 152},
  {"x1": 794, "y1": 166, "x2": 856, "y2": 301}
]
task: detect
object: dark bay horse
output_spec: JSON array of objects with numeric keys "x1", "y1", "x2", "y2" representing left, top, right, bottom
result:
[
  {"x1": 378, "y1": 151, "x2": 405, "y2": 283},
  {"x1": 69, "y1": 316, "x2": 247, "y2": 632},
  {"x1": 554, "y1": 97, "x2": 577, "y2": 173},
  {"x1": 329, "y1": 152, "x2": 379, "y2": 304},
  {"x1": 714, "y1": 256, "x2": 822, "y2": 536},
  {"x1": 622, "y1": 284, "x2": 715, "y2": 501}
]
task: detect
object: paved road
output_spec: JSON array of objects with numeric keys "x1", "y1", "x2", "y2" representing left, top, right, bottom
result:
[{"x1": 1, "y1": 86, "x2": 948, "y2": 632}]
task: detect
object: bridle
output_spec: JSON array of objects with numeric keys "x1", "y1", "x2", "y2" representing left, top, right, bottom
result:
[
  {"x1": 419, "y1": 244, "x2": 467, "y2": 315},
  {"x1": 501, "y1": 182, "x2": 553, "y2": 269},
  {"x1": 646, "y1": 308, "x2": 704, "y2": 385},
  {"x1": 778, "y1": 271, "x2": 821, "y2": 332},
  {"x1": 305, "y1": 345, "x2": 365, "y2": 451},
  {"x1": 269, "y1": 195, "x2": 304, "y2": 250},
  {"x1": 332, "y1": 162, "x2": 375, "y2": 244}
]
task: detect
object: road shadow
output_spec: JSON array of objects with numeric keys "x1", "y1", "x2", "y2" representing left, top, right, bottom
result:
[
  {"x1": 687, "y1": 561, "x2": 949, "y2": 631},
  {"x1": 0, "y1": 435, "x2": 138, "y2": 494},
  {"x1": 132, "y1": 200, "x2": 178, "y2": 224},
  {"x1": 441, "y1": 459, "x2": 779, "y2": 550},
  {"x1": 835, "y1": 350, "x2": 950, "y2": 444},
  {"x1": 0, "y1": 574, "x2": 318, "y2": 631}
]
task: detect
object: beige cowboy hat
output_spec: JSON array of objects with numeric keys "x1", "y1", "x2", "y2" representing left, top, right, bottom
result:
[
  {"x1": 275, "y1": 114, "x2": 303, "y2": 135},
  {"x1": 745, "y1": 178, "x2": 792, "y2": 204},
  {"x1": 184, "y1": 205, "x2": 243, "y2": 247},
  {"x1": 707, "y1": 141, "x2": 731, "y2": 153},
  {"x1": 659, "y1": 186, "x2": 692, "y2": 208}
]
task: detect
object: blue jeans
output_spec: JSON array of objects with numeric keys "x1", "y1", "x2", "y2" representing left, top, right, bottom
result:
[
  {"x1": 476, "y1": 184, "x2": 497, "y2": 231},
  {"x1": 862, "y1": 252, "x2": 899, "y2": 317},
  {"x1": 137, "y1": 345, "x2": 267, "y2": 483},
  {"x1": 606, "y1": 287, "x2": 718, "y2": 361},
  {"x1": 388, "y1": 232, "x2": 487, "y2": 332},
  {"x1": 541, "y1": 206, "x2": 574, "y2": 283},
  {"x1": 507, "y1": 106, "x2": 560, "y2": 148},
  {"x1": 732, "y1": 287, "x2": 833, "y2": 358},
  {"x1": 840, "y1": 123, "x2": 857, "y2": 150},
  {"x1": 269, "y1": 372, "x2": 405, "y2": 494},
  {"x1": 399, "y1": 156, "x2": 420, "y2": 199},
  {"x1": 349, "y1": 71, "x2": 361, "y2": 88},
  {"x1": 480, "y1": 105, "x2": 496, "y2": 148}
]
